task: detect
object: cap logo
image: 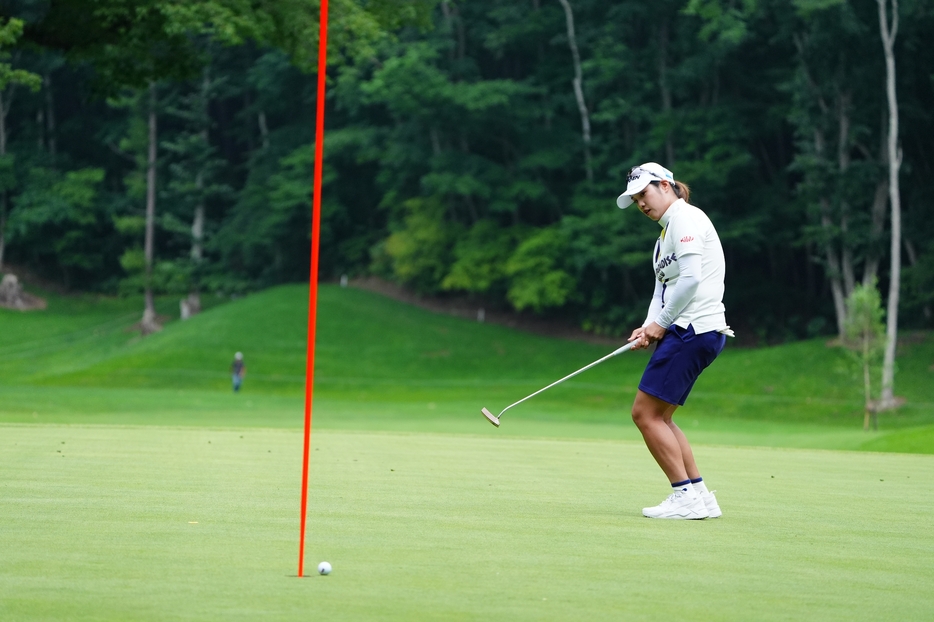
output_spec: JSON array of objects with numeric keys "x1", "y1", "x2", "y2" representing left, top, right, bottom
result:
[
  {"x1": 627, "y1": 165, "x2": 672, "y2": 185},
  {"x1": 627, "y1": 167, "x2": 650, "y2": 183}
]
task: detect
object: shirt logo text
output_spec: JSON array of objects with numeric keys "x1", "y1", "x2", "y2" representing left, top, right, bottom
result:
[{"x1": 655, "y1": 253, "x2": 677, "y2": 280}]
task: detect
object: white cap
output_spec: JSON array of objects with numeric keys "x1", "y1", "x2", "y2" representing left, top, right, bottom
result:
[
  {"x1": 235, "y1": 352, "x2": 243, "y2": 360},
  {"x1": 616, "y1": 162, "x2": 675, "y2": 209}
]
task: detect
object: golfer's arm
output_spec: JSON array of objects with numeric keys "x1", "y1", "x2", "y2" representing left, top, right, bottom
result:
[
  {"x1": 643, "y1": 280, "x2": 664, "y2": 328},
  {"x1": 653, "y1": 253, "x2": 701, "y2": 329}
]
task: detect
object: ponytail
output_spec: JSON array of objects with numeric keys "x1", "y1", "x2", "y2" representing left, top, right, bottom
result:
[
  {"x1": 672, "y1": 180, "x2": 691, "y2": 203},
  {"x1": 649, "y1": 178, "x2": 692, "y2": 203}
]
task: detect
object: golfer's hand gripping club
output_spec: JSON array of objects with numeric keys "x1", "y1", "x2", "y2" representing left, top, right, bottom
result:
[{"x1": 481, "y1": 342, "x2": 635, "y2": 427}]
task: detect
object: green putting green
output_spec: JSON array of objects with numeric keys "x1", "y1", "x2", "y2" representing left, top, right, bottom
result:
[{"x1": 2, "y1": 425, "x2": 933, "y2": 621}]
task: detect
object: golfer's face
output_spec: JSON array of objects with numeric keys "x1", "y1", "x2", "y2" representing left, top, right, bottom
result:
[{"x1": 631, "y1": 183, "x2": 668, "y2": 221}]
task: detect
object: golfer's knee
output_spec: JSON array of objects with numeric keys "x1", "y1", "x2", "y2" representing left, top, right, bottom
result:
[{"x1": 631, "y1": 407, "x2": 652, "y2": 430}]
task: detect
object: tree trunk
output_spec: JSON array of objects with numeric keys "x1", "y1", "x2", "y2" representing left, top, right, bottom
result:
[
  {"x1": 0, "y1": 88, "x2": 7, "y2": 271},
  {"x1": 795, "y1": 34, "x2": 856, "y2": 337},
  {"x1": 862, "y1": 335, "x2": 872, "y2": 431},
  {"x1": 429, "y1": 126, "x2": 442, "y2": 157},
  {"x1": 188, "y1": 185, "x2": 204, "y2": 317},
  {"x1": 191, "y1": 188, "x2": 204, "y2": 263},
  {"x1": 186, "y1": 69, "x2": 211, "y2": 318},
  {"x1": 877, "y1": 0, "x2": 900, "y2": 407},
  {"x1": 44, "y1": 74, "x2": 56, "y2": 156},
  {"x1": 837, "y1": 90, "x2": 855, "y2": 296},
  {"x1": 0, "y1": 196, "x2": 6, "y2": 272},
  {"x1": 904, "y1": 238, "x2": 930, "y2": 319},
  {"x1": 0, "y1": 90, "x2": 5, "y2": 272},
  {"x1": 862, "y1": 177, "x2": 888, "y2": 286},
  {"x1": 440, "y1": 1, "x2": 453, "y2": 60},
  {"x1": 36, "y1": 108, "x2": 43, "y2": 150},
  {"x1": 657, "y1": 19, "x2": 675, "y2": 167},
  {"x1": 821, "y1": 207, "x2": 848, "y2": 340},
  {"x1": 451, "y1": 2, "x2": 466, "y2": 61},
  {"x1": 439, "y1": 1, "x2": 466, "y2": 60},
  {"x1": 557, "y1": 0, "x2": 593, "y2": 183},
  {"x1": 258, "y1": 110, "x2": 269, "y2": 150},
  {"x1": 185, "y1": 154, "x2": 204, "y2": 314},
  {"x1": 0, "y1": 84, "x2": 10, "y2": 270},
  {"x1": 813, "y1": 124, "x2": 847, "y2": 340},
  {"x1": 141, "y1": 82, "x2": 161, "y2": 335}
]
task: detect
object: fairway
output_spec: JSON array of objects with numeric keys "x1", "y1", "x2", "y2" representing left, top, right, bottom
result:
[{"x1": 2, "y1": 424, "x2": 933, "y2": 621}]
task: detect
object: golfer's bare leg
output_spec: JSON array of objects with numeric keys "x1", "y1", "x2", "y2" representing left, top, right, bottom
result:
[
  {"x1": 631, "y1": 390, "x2": 688, "y2": 483},
  {"x1": 666, "y1": 418, "x2": 701, "y2": 481}
]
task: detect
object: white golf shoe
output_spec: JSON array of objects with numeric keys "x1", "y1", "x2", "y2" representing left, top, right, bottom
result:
[
  {"x1": 701, "y1": 490, "x2": 722, "y2": 518},
  {"x1": 642, "y1": 489, "x2": 709, "y2": 520}
]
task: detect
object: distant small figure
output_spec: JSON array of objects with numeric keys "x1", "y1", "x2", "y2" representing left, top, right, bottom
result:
[{"x1": 231, "y1": 352, "x2": 246, "y2": 392}]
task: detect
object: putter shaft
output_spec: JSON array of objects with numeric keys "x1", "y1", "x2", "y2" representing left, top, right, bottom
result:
[{"x1": 483, "y1": 341, "x2": 635, "y2": 427}]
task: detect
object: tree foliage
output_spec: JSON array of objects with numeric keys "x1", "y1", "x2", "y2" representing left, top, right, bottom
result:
[
  {"x1": 843, "y1": 280, "x2": 886, "y2": 429},
  {"x1": 0, "y1": 0, "x2": 931, "y2": 342}
]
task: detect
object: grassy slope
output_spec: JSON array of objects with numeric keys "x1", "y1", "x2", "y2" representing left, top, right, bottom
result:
[{"x1": 1, "y1": 284, "x2": 932, "y2": 451}]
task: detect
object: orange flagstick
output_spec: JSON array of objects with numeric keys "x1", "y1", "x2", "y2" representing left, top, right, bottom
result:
[{"x1": 298, "y1": 0, "x2": 329, "y2": 578}]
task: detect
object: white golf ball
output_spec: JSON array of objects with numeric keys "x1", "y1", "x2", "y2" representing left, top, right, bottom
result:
[{"x1": 317, "y1": 561, "x2": 332, "y2": 575}]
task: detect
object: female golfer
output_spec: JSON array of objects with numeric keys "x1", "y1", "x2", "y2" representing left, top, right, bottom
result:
[{"x1": 617, "y1": 163, "x2": 733, "y2": 520}]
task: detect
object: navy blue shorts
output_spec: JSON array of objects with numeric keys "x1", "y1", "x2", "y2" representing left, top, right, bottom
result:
[{"x1": 638, "y1": 324, "x2": 726, "y2": 406}]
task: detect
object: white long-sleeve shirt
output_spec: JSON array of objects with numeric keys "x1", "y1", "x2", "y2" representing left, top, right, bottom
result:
[{"x1": 643, "y1": 199, "x2": 732, "y2": 336}]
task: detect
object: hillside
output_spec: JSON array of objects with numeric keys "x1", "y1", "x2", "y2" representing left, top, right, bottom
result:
[{"x1": 0, "y1": 284, "x2": 932, "y2": 451}]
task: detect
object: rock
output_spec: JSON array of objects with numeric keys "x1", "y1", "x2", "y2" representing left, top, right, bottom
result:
[
  {"x1": 139, "y1": 307, "x2": 162, "y2": 335},
  {"x1": 179, "y1": 292, "x2": 201, "y2": 320},
  {"x1": 0, "y1": 274, "x2": 47, "y2": 311},
  {"x1": 0, "y1": 274, "x2": 23, "y2": 303}
]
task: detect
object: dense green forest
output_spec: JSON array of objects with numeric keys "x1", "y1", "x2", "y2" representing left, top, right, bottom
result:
[{"x1": 0, "y1": 0, "x2": 931, "y2": 341}]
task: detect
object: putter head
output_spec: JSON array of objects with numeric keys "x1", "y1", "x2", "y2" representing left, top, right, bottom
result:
[{"x1": 481, "y1": 407, "x2": 500, "y2": 427}]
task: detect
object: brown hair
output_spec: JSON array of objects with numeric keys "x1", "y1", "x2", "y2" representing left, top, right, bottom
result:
[
  {"x1": 672, "y1": 180, "x2": 691, "y2": 203},
  {"x1": 650, "y1": 179, "x2": 691, "y2": 203}
]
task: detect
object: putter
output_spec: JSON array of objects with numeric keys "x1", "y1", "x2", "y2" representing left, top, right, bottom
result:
[{"x1": 482, "y1": 341, "x2": 636, "y2": 427}]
